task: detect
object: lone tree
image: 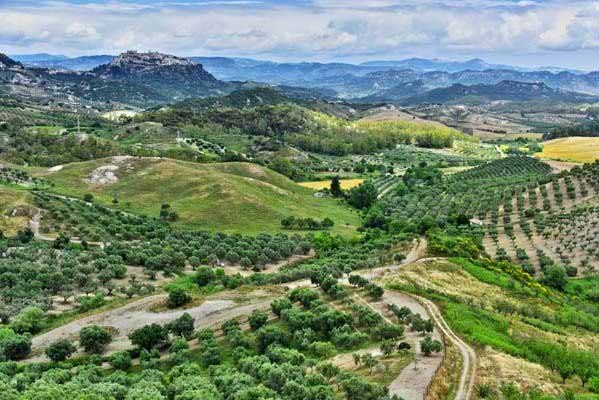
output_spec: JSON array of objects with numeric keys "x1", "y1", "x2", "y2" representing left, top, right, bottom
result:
[
  {"x1": 167, "y1": 287, "x2": 191, "y2": 308},
  {"x1": 79, "y1": 325, "x2": 112, "y2": 354},
  {"x1": 129, "y1": 323, "x2": 169, "y2": 350},
  {"x1": 330, "y1": 176, "x2": 343, "y2": 197},
  {"x1": 45, "y1": 339, "x2": 77, "y2": 362}
]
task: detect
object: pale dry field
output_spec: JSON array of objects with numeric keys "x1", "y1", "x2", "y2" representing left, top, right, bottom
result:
[
  {"x1": 536, "y1": 137, "x2": 599, "y2": 163},
  {"x1": 299, "y1": 178, "x2": 364, "y2": 190}
]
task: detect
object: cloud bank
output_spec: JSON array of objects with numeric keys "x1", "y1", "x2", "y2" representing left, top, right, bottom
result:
[{"x1": 1, "y1": 0, "x2": 598, "y2": 68}]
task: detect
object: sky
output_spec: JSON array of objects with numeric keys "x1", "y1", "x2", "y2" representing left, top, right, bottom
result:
[{"x1": 1, "y1": 0, "x2": 599, "y2": 70}]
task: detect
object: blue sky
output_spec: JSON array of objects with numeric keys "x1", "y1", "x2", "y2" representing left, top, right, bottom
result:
[{"x1": 1, "y1": 0, "x2": 598, "y2": 69}]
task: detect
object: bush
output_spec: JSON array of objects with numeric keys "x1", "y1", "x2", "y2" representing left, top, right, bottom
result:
[
  {"x1": 129, "y1": 324, "x2": 169, "y2": 350},
  {"x1": 10, "y1": 307, "x2": 45, "y2": 334},
  {"x1": 365, "y1": 284, "x2": 384, "y2": 300},
  {"x1": 194, "y1": 267, "x2": 216, "y2": 287},
  {"x1": 0, "y1": 329, "x2": 32, "y2": 361},
  {"x1": 45, "y1": 339, "x2": 77, "y2": 362},
  {"x1": 248, "y1": 310, "x2": 268, "y2": 331},
  {"x1": 270, "y1": 298, "x2": 292, "y2": 316},
  {"x1": 167, "y1": 287, "x2": 191, "y2": 308},
  {"x1": 166, "y1": 313, "x2": 195, "y2": 339},
  {"x1": 79, "y1": 325, "x2": 112, "y2": 354},
  {"x1": 420, "y1": 336, "x2": 442, "y2": 356},
  {"x1": 308, "y1": 341, "x2": 336, "y2": 358},
  {"x1": 169, "y1": 338, "x2": 189, "y2": 354},
  {"x1": 76, "y1": 293, "x2": 107, "y2": 313},
  {"x1": 541, "y1": 266, "x2": 568, "y2": 291},
  {"x1": 110, "y1": 351, "x2": 132, "y2": 371}
]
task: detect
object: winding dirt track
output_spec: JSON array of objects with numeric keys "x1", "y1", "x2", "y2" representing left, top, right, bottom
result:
[
  {"x1": 416, "y1": 295, "x2": 476, "y2": 400},
  {"x1": 351, "y1": 240, "x2": 477, "y2": 400}
]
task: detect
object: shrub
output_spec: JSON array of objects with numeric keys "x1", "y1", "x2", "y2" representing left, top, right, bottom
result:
[
  {"x1": 110, "y1": 351, "x2": 132, "y2": 371},
  {"x1": 45, "y1": 339, "x2": 77, "y2": 362},
  {"x1": 79, "y1": 325, "x2": 112, "y2": 354},
  {"x1": 270, "y1": 298, "x2": 292, "y2": 316},
  {"x1": 420, "y1": 336, "x2": 442, "y2": 356},
  {"x1": 167, "y1": 287, "x2": 191, "y2": 308},
  {"x1": 0, "y1": 329, "x2": 32, "y2": 361},
  {"x1": 248, "y1": 310, "x2": 268, "y2": 331},
  {"x1": 308, "y1": 341, "x2": 336, "y2": 358},
  {"x1": 541, "y1": 266, "x2": 568, "y2": 291},
  {"x1": 588, "y1": 377, "x2": 599, "y2": 394},
  {"x1": 129, "y1": 324, "x2": 169, "y2": 350},
  {"x1": 10, "y1": 307, "x2": 45, "y2": 334},
  {"x1": 194, "y1": 267, "x2": 216, "y2": 287}
]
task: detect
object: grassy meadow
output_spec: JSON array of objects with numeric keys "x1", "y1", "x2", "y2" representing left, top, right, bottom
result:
[{"x1": 38, "y1": 157, "x2": 361, "y2": 235}]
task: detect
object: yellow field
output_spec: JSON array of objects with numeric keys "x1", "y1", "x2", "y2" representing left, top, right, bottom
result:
[
  {"x1": 298, "y1": 179, "x2": 364, "y2": 190},
  {"x1": 535, "y1": 137, "x2": 599, "y2": 163}
]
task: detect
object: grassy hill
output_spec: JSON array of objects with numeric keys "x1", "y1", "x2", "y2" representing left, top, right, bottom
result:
[{"x1": 38, "y1": 157, "x2": 360, "y2": 235}]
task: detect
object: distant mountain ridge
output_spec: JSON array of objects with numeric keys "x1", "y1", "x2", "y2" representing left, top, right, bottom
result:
[
  {"x1": 10, "y1": 53, "x2": 599, "y2": 99},
  {"x1": 397, "y1": 80, "x2": 599, "y2": 105},
  {"x1": 3, "y1": 51, "x2": 599, "y2": 106}
]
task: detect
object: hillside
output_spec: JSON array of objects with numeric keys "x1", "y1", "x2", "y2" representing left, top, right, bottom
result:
[
  {"x1": 38, "y1": 157, "x2": 360, "y2": 235},
  {"x1": 400, "y1": 81, "x2": 599, "y2": 105}
]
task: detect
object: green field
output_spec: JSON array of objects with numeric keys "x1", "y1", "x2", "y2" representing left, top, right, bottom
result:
[{"x1": 39, "y1": 157, "x2": 360, "y2": 235}]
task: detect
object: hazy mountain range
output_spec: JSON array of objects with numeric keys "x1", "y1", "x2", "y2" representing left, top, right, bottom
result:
[{"x1": 3, "y1": 51, "x2": 599, "y2": 106}]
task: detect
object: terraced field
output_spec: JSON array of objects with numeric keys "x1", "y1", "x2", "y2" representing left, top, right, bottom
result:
[{"x1": 482, "y1": 163, "x2": 599, "y2": 273}]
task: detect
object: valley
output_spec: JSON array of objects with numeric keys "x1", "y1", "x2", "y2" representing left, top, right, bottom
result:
[{"x1": 0, "y1": 48, "x2": 598, "y2": 400}]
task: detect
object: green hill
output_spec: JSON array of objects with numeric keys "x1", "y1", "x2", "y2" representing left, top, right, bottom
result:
[{"x1": 39, "y1": 157, "x2": 360, "y2": 235}]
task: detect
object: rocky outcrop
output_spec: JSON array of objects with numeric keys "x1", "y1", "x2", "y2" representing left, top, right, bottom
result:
[{"x1": 92, "y1": 51, "x2": 218, "y2": 84}]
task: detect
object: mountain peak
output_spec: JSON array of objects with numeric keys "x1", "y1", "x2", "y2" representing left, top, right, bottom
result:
[
  {"x1": 109, "y1": 51, "x2": 196, "y2": 70},
  {"x1": 93, "y1": 50, "x2": 217, "y2": 83},
  {"x1": 0, "y1": 53, "x2": 23, "y2": 69}
]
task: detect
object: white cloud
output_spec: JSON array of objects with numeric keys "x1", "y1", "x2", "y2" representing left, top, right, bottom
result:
[{"x1": 0, "y1": 0, "x2": 598, "y2": 68}]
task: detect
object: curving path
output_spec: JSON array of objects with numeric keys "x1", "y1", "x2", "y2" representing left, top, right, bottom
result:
[
  {"x1": 351, "y1": 244, "x2": 477, "y2": 400},
  {"x1": 416, "y1": 295, "x2": 476, "y2": 400},
  {"x1": 29, "y1": 292, "x2": 275, "y2": 362},
  {"x1": 354, "y1": 291, "x2": 444, "y2": 400}
]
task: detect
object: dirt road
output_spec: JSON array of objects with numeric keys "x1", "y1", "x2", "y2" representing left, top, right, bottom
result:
[
  {"x1": 416, "y1": 295, "x2": 476, "y2": 400},
  {"x1": 353, "y1": 290, "x2": 443, "y2": 400},
  {"x1": 29, "y1": 292, "x2": 275, "y2": 361}
]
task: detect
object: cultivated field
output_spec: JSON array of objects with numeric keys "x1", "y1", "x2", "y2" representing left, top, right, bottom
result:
[
  {"x1": 536, "y1": 137, "x2": 599, "y2": 163},
  {"x1": 299, "y1": 178, "x2": 364, "y2": 190}
]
